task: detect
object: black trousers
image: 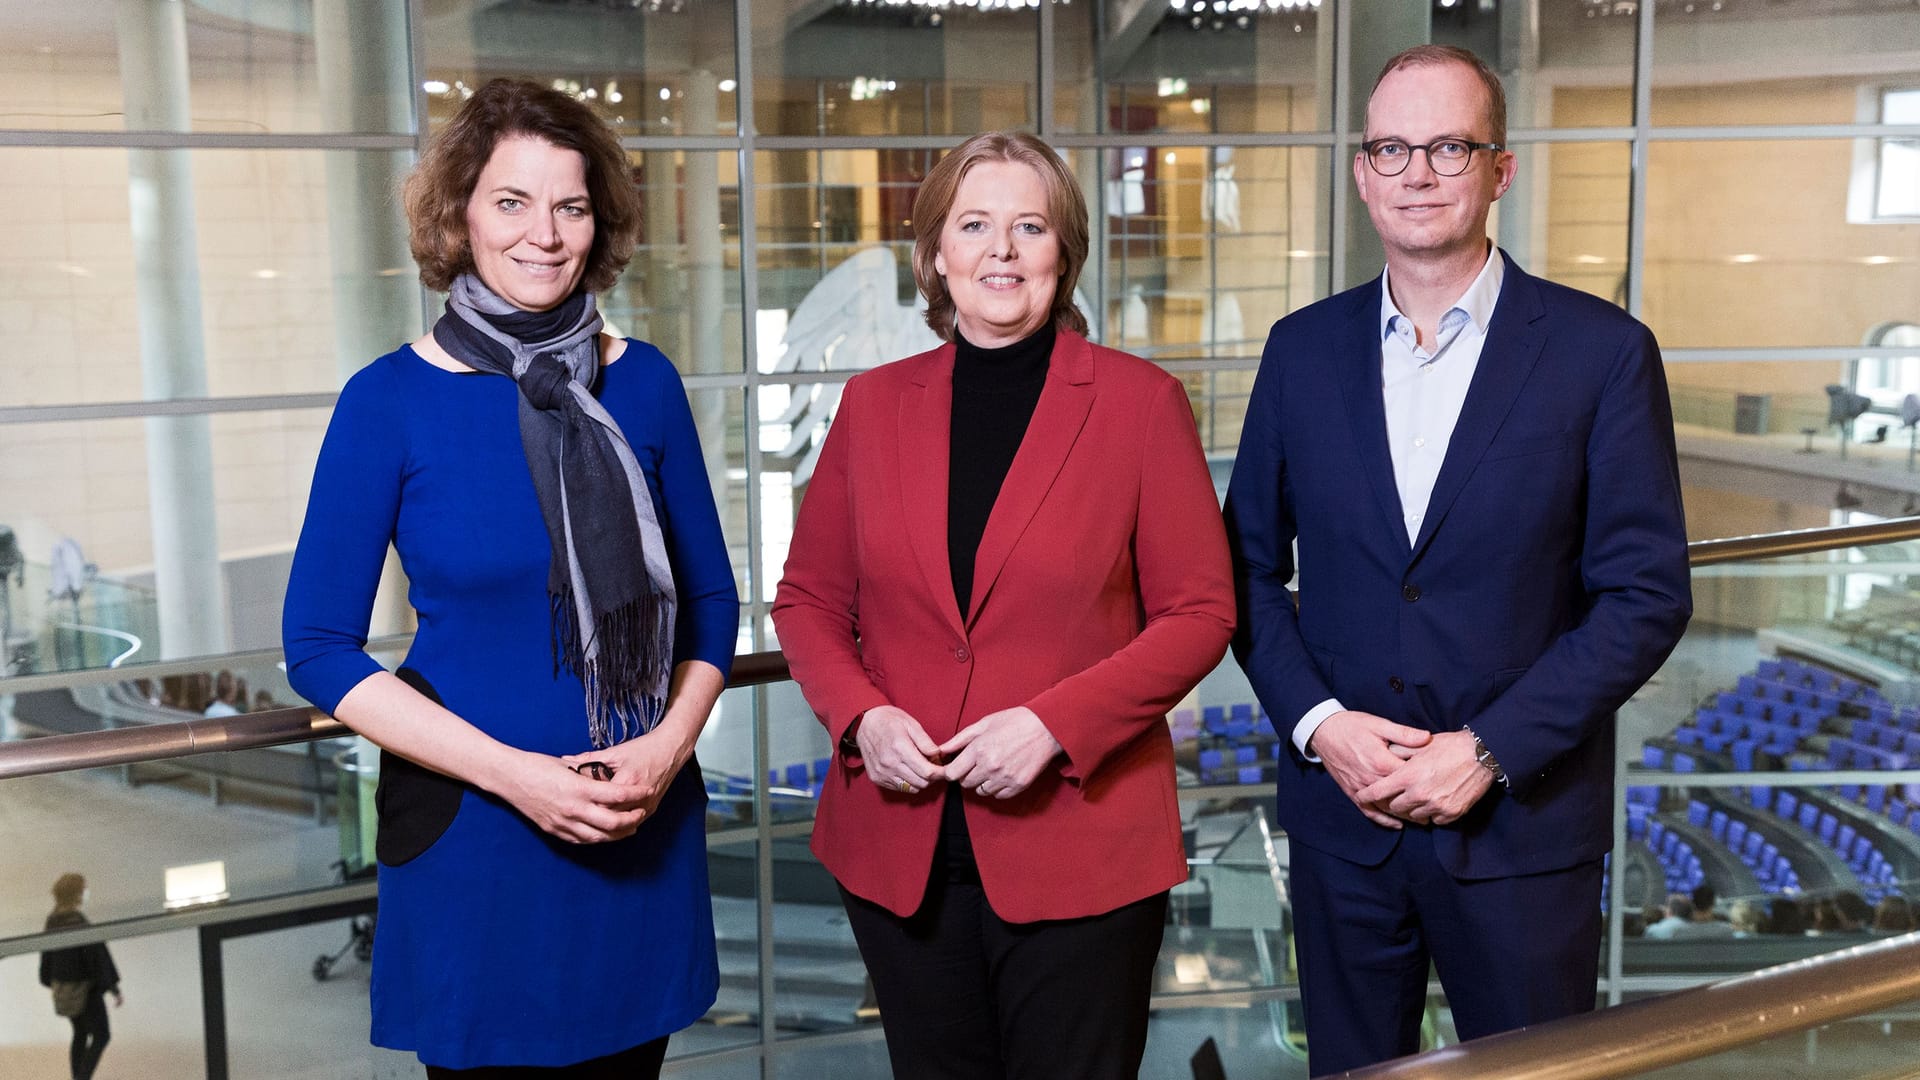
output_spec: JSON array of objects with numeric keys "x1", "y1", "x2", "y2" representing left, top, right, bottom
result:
[
  {"x1": 68, "y1": 993, "x2": 110, "y2": 1080},
  {"x1": 423, "y1": 1036, "x2": 668, "y2": 1079},
  {"x1": 840, "y1": 789, "x2": 1168, "y2": 1080},
  {"x1": 1289, "y1": 825, "x2": 1603, "y2": 1076}
]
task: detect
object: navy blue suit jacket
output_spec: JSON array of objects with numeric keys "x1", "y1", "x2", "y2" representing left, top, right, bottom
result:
[{"x1": 1225, "y1": 251, "x2": 1692, "y2": 879}]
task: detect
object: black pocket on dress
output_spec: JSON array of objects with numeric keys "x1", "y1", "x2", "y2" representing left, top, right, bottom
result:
[{"x1": 374, "y1": 667, "x2": 469, "y2": 867}]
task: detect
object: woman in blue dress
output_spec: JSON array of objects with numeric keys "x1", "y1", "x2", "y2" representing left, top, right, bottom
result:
[{"x1": 283, "y1": 79, "x2": 737, "y2": 1076}]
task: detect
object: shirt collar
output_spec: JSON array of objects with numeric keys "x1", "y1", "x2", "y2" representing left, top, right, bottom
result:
[{"x1": 1378, "y1": 244, "x2": 1505, "y2": 342}]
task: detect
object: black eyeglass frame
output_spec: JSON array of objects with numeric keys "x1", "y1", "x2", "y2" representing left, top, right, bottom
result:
[{"x1": 1360, "y1": 138, "x2": 1506, "y2": 177}]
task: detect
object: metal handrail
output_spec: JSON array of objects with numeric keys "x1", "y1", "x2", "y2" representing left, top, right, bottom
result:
[
  {"x1": 1688, "y1": 514, "x2": 1920, "y2": 567},
  {"x1": 0, "y1": 650, "x2": 790, "y2": 782},
  {"x1": 6, "y1": 517, "x2": 1920, "y2": 780},
  {"x1": 1348, "y1": 931, "x2": 1920, "y2": 1080}
]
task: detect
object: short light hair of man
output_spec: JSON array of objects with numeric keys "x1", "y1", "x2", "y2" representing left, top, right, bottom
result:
[{"x1": 1369, "y1": 44, "x2": 1508, "y2": 147}]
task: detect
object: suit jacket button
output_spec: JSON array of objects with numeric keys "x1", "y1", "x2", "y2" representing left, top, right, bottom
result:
[
  {"x1": 1388, "y1": 676, "x2": 1405, "y2": 693},
  {"x1": 1402, "y1": 584, "x2": 1421, "y2": 602},
  {"x1": 955, "y1": 645, "x2": 971, "y2": 663}
]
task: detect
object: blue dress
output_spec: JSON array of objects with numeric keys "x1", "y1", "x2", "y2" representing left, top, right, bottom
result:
[{"x1": 282, "y1": 341, "x2": 737, "y2": 1069}]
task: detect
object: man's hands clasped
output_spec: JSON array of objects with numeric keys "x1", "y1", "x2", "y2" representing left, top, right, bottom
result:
[{"x1": 1309, "y1": 711, "x2": 1494, "y2": 828}]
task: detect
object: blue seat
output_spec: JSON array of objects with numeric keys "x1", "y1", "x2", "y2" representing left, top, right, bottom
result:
[
  {"x1": 1198, "y1": 748, "x2": 1224, "y2": 773},
  {"x1": 1237, "y1": 765, "x2": 1262, "y2": 785},
  {"x1": 1776, "y1": 790, "x2": 1798, "y2": 819},
  {"x1": 1850, "y1": 835, "x2": 1874, "y2": 869},
  {"x1": 1727, "y1": 820, "x2": 1748, "y2": 850},
  {"x1": 812, "y1": 757, "x2": 833, "y2": 780},
  {"x1": 1673, "y1": 753, "x2": 1697, "y2": 773},
  {"x1": 1732, "y1": 740, "x2": 1757, "y2": 771},
  {"x1": 1234, "y1": 745, "x2": 1258, "y2": 766},
  {"x1": 1225, "y1": 718, "x2": 1254, "y2": 740},
  {"x1": 1202, "y1": 706, "x2": 1227, "y2": 734},
  {"x1": 1628, "y1": 815, "x2": 1648, "y2": 841},
  {"x1": 1701, "y1": 733, "x2": 1730, "y2": 753},
  {"x1": 1649, "y1": 820, "x2": 1667, "y2": 848},
  {"x1": 1836, "y1": 823, "x2": 1857, "y2": 854},
  {"x1": 1889, "y1": 799, "x2": 1911, "y2": 827},
  {"x1": 1230, "y1": 703, "x2": 1255, "y2": 723},
  {"x1": 1820, "y1": 812, "x2": 1839, "y2": 844},
  {"x1": 1841, "y1": 783, "x2": 1863, "y2": 801},
  {"x1": 1749, "y1": 785, "x2": 1771, "y2": 810},
  {"x1": 1709, "y1": 809, "x2": 1729, "y2": 841},
  {"x1": 1867, "y1": 784, "x2": 1888, "y2": 813},
  {"x1": 1798, "y1": 802, "x2": 1821, "y2": 832},
  {"x1": 1643, "y1": 745, "x2": 1667, "y2": 769},
  {"x1": 1688, "y1": 800, "x2": 1710, "y2": 827},
  {"x1": 784, "y1": 763, "x2": 810, "y2": 789},
  {"x1": 1675, "y1": 727, "x2": 1701, "y2": 748},
  {"x1": 1742, "y1": 830, "x2": 1765, "y2": 861}
]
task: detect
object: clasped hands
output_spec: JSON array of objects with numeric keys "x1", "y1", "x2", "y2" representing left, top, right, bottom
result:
[
  {"x1": 1309, "y1": 710, "x2": 1493, "y2": 828},
  {"x1": 852, "y1": 704, "x2": 1060, "y2": 800},
  {"x1": 493, "y1": 731, "x2": 690, "y2": 846}
]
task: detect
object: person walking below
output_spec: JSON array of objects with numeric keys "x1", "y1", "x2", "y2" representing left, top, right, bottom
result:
[{"x1": 39, "y1": 873, "x2": 121, "y2": 1080}]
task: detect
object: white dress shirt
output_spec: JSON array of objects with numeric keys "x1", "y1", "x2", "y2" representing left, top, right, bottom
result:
[{"x1": 1291, "y1": 247, "x2": 1505, "y2": 757}]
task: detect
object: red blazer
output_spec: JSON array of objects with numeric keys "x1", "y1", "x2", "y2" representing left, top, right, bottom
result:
[{"x1": 771, "y1": 330, "x2": 1235, "y2": 922}]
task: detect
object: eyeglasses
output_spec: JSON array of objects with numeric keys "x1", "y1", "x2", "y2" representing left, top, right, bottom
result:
[{"x1": 1361, "y1": 138, "x2": 1504, "y2": 177}]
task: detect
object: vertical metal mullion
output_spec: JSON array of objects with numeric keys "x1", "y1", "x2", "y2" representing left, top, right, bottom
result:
[
  {"x1": 1037, "y1": 0, "x2": 1056, "y2": 137},
  {"x1": 407, "y1": 0, "x2": 436, "y2": 327},
  {"x1": 1328, "y1": 0, "x2": 1352, "y2": 298},
  {"x1": 728, "y1": 1, "x2": 774, "y2": 1074},
  {"x1": 1625, "y1": 0, "x2": 1655, "y2": 322}
]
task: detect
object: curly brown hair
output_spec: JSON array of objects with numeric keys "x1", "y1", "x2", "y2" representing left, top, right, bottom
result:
[
  {"x1": 404, "y1": 79, "x2": 640, "y2": 295},
  {"x1": 911, "y1": 131, "x2": 1090, "y2": 342}
]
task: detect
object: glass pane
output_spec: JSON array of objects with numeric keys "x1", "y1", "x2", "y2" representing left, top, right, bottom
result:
[
  {"x1": 1651, "y1": 7, "x2": 1920, "y2": 127},
  {"x1": 0, "y1": 148, "x2": 421, "y2": 408},
  {"x1": 693, "y1": 836, "x2": 766, "y2": 1056},
  {"x1": 1531, "y1": 1, "x2": 1637, "y2": 129},
  {"x1": 1525, "y1": 140, "x2": 1631, "y2": 304},
  {"x1": 1644, "y1": 140, "x2": 1920, "y2": 350},
  {"x1": 1102, "y1": 146, "x2": 1328, "y2": 357},
  {"x1": 751, "y1": 2, "x2": 1036, "y2": 137},
  {"x1": 1097, "y1": 0, "x2": 1327, "y2": 136},
  {"x1": 0, "y1": 6, "x2": 413, "y2": 135},
  {"x1": 701, "y1": 683, "x2": 767, "y2": 832},
  {"x1": 618, "y1": 152, "x2": 748, "y2": 375},
  {"x1": 768, "y1": 840, "x2": 868, "y2": 1043},
  {"x1": 422, "y1": 1, "x2": 739, "y2": 137}
]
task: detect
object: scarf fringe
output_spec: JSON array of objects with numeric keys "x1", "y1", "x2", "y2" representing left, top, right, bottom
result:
[{"x1": 552, "y1": 589, "x2": 675, "y2": 749}]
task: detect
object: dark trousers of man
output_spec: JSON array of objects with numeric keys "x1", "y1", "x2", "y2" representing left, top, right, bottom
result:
[
  {"x1": 840, "y1": 790, "x2": 1168, "y2": 1080},
  {"x1": 1289, "y1": 824, "x2": 1603, "y2": 1077},
  {"x1": 67, "y1": 993, "x2": 110, "y2": 1080},
  {"x1": 424, "y1": 1037, "x2": 668, "y2": 1079}
]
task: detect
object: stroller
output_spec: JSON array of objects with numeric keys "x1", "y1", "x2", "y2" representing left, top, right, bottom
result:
[{"x1": 314, "y1": 744, "x2": 379, "y2": 981}]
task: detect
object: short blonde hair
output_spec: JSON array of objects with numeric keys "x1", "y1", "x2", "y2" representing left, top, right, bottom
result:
[
  {"x1": 404, "y1": 79, "x2": 640, "y2": 295},
  {"x1": 911, "y1": 131, "x2": 1090, "y2": 342},
  {"x1": 1371, "y1": 45, "x2": 1508, "y2": 146}
]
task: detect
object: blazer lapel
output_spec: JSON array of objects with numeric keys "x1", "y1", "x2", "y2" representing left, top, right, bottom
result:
[
  {"x1": 1410, "y1": 258, "x2": 1549, "y2": 562},
  {"x1": 1335, "y1": 282, "x2": 1413, "y2": 557},
  {"x1": 898, "y1": 345, "x2": 966, "y2": 637},
  {"x1": 965, "y1": 331, "x2": 1097, "y2": 628}
]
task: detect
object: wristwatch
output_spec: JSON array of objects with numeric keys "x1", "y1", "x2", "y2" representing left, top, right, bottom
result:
[
  {"x1": 840, "y1": 715, "x2": 864, "y2": 756},
  {"x1": 1465, "y1": 726, "x2": 1508, "y2": 786}
]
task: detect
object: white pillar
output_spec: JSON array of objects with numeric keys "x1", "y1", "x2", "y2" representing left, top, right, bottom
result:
[
  {"x1": 683, "y1": 69, "x2": 731, "y2": 504},
  {"x1": 118, "y1": 0, "x2": 230, "y2": 659}
]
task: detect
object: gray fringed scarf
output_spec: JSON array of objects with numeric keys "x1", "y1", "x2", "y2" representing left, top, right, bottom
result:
[{"x1": 433, "y1": 274, "x2": 677, "y2": 748}]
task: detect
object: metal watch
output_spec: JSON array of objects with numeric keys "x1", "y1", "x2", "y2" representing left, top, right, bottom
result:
[{"x1": 1466, "y1": 727, "x2": 1507, "y2": 785}]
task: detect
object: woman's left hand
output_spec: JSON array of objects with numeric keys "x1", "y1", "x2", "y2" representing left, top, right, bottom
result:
[
  {"x1": 562, "y1": 730, "x2": 691, "y2": 822},
  {"x1": 939, "y1": 707, "x2": 1062, "y2": 800}
]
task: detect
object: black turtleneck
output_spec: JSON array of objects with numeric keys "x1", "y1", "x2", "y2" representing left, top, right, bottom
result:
[{"x1": 948, "y1": 324, "x2": 1054, "y2": 618}]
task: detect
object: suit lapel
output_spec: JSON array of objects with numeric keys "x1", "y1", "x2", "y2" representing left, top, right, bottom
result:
[
  {"x1": 1410, "y1": 258, "x2": 1548, "y2": 562},
  {"x1": 965, "y1": 331, "x2": 1096, "y2": 628},
  {"x1": 1335, "y1": 281, "x2": 1413, "y2": 558},
  {"x1": 898, "y1": 345, "x2": 966, "y2": 637}
]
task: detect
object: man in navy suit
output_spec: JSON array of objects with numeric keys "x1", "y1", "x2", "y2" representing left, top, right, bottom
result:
[{"x1": 1225, "y1": 45, "x2": 1691, "y2": 1075}]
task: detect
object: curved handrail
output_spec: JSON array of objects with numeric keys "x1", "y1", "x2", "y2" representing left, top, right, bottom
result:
[
  {"x1": 53, "y1": 622, "x2": 142, "y2": 667},
  {"x1": 1347, "y1": 931, "x2": 1920, "y2": 1080},
  {"x1": 0, "y1": 650, "x2": 791, "y2": 782}
]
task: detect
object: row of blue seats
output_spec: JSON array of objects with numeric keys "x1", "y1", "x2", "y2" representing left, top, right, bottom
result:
[
  {"x1": 1643, "y1": 746, "x2": 1701, "y2": 772},
  {"x1": 1671, "y1": 727, "x2": 1791, "y2": 768},
  {"x1": 1735, "y1": 673, "x2": 1850, "y2": 715},
  {"x1": 1846, "y1": 718, "x2": 1920, "y2": 757},
  {"x1": 1627, "y1": 815, "x2": 1707, "y2": 894},
  {"x1": 1198, "y1": 741, "x2": 1283, "y2": 784},
  {"x1": 1757, "y1": 658, "x2": 1872, "y2": 700},
  {"x1": 1861, "y1": 702, "x2": 1920, "y2": 732},
  {"x1": 1708, "y1": 694, "x2": 1827, "y2": 734},
  {"x1": 1689, "y1": 798, "x2": 1802, "y2": 893},
  {"x1": 1740, "y1": 786, "x2": 1902, "y2": 902},
  {"x1": 1826, "y1": 737, "x2": 1909, "y2": 770}
]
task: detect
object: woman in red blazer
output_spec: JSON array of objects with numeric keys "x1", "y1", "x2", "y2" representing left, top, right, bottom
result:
[{"x1": 771, "y1": 131, "x2": 1234, "y2": 1079}]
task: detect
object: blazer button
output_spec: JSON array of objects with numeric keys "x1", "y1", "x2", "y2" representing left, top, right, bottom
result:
[
  {"x1": 954, "y1": 645, "x2": 971, "y2": 663},
  {"x1": 1402, "y1": 584, "x2": 1421, "y2": 602},
  {"x1": 1388, "y1": 676, "x2": 1405, "y2": 693}
]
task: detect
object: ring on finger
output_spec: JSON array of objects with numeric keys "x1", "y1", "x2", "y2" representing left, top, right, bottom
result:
[{"x1": 897, "y1": 778, "x2": 912, "y2": 793}]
